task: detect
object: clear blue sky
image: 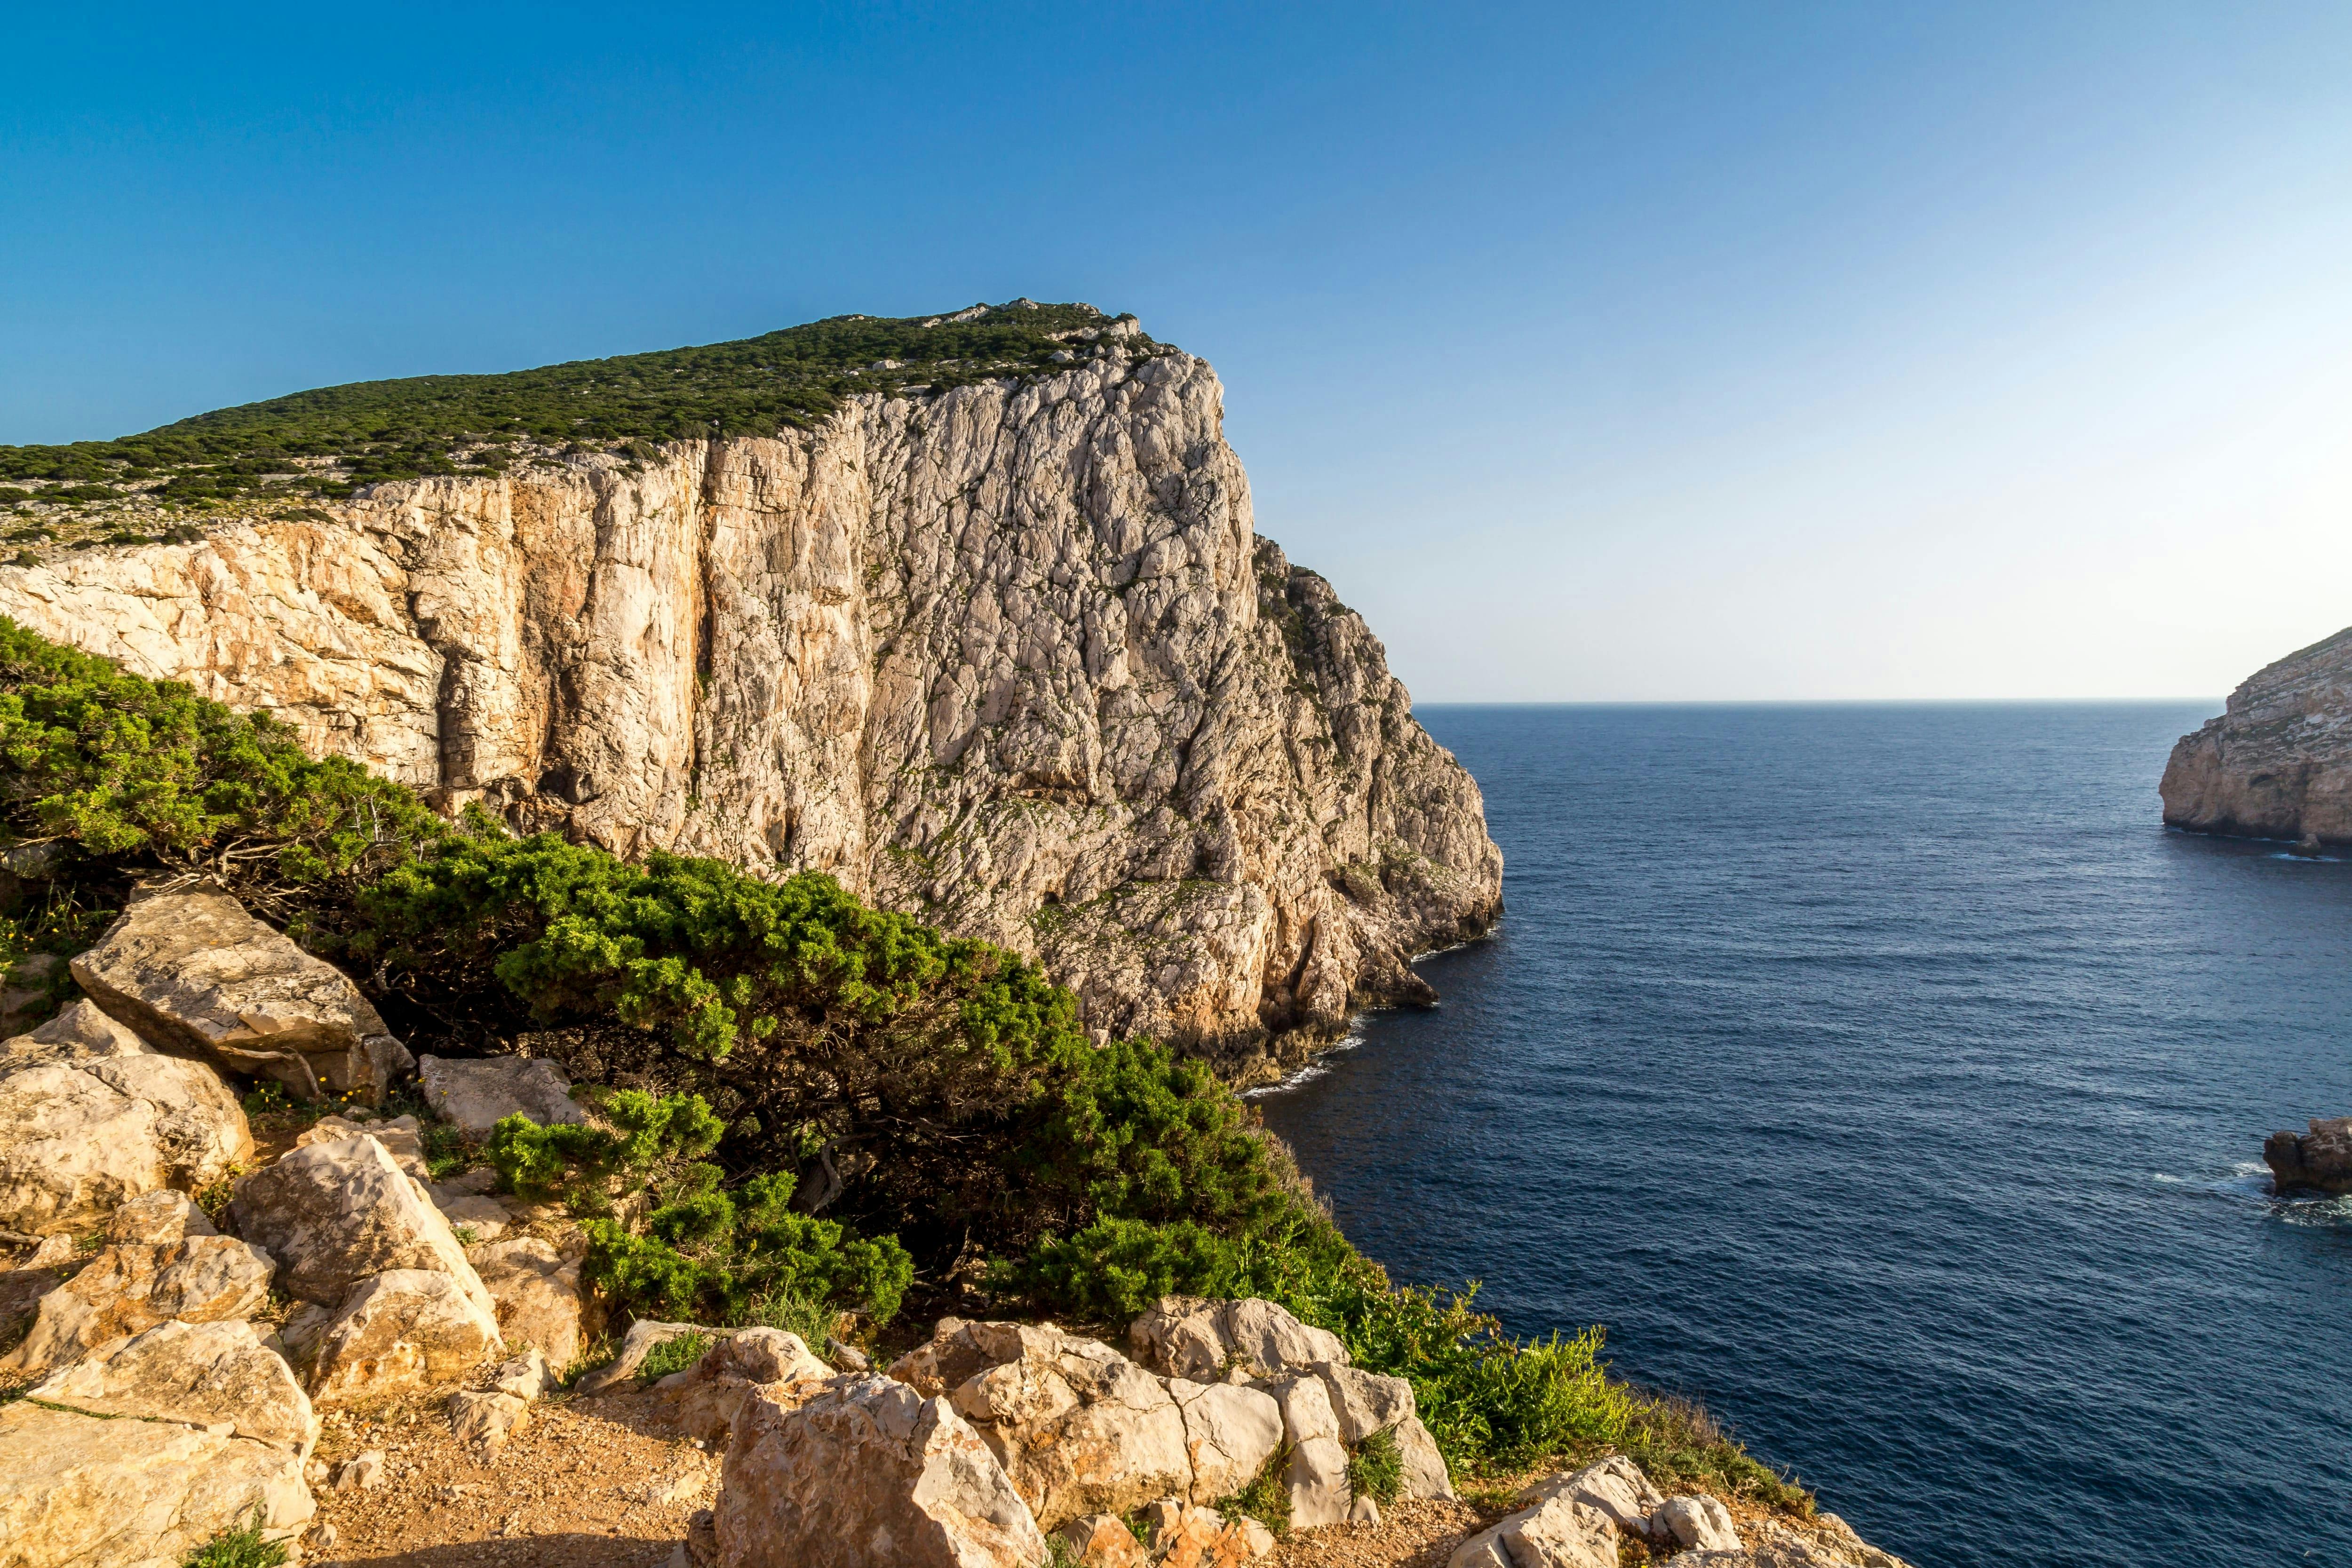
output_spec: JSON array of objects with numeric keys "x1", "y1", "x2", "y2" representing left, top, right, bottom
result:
[{"x1": 8, "y1": 2, "x2": 2349, "y2": 701}]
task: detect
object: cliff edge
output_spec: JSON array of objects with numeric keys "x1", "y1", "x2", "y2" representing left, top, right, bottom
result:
[
  {"x1": 0, "y1": 305, "x2": 1501, "y2": 1078},
  {"x1": 2161, "y1": 626, "x2": 2352, "y2": 844}
]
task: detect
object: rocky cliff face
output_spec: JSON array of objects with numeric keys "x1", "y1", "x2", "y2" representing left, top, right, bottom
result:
[
  {"x1": 2161, "y1": 627, "x2": 2352, "y2": 844},
  {"x1": 0, "y1": 343, "x2": 1500, "y2": 1078}
]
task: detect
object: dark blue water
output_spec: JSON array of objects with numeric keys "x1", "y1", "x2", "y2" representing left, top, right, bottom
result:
[{"x1": 1255, "y1": 704, "x2": 2352, "y2": 1568}]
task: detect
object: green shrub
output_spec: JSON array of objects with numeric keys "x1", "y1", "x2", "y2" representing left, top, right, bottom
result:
[
  {"x1": 180, "y1": 1512, "x2": 285, "y2": 1568},
  {"x1": 1217, "y1": 1447, "x2": 1291, "y2": 1538},
  {"x1": 1346, "y1": 1425, "x2": 1403, "y2": 1505},
  {"x1": 635, "y1": 1330, "x2": 710, "y2": 1382}
]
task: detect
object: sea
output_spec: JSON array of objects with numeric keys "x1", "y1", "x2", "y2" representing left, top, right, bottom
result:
[{"x1": 1252, "y1": 703, "x2": 2352, "y2": 1568}]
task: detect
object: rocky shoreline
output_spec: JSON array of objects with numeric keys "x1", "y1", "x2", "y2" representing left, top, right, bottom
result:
[{"x1": 2161, "y1": 624, "x2": 2352, "y2": 846}]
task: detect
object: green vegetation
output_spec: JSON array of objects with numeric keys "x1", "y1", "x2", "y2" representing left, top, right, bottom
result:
[
  {"x1": 1346, "y1": 1425, "x2": 1404, "y2": 1505},
  {"x1": 180, "y1": 1512, "x2": 286, "y2": 1568},
  {"x1": 634, "y1": 1330, "x2": 713, "y2": 1383},
  {"x1": 1218, "y1": 1448, "x2": 1293, "y2": 1537},
  {"x1": 0, "y1": 301, "x2": 1153, "y2": 508},
  {"x1": 0, "y1": 615, "x2": 1806, "y2": 1502}
]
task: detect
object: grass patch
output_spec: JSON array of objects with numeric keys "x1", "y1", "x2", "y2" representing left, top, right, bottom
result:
[
  {"x1": 635, "y1": 1330, "x2": 712, "y2": 1383},
  {"x1": 1217, "y1": 1445, "x2": 1292, "y2": 1538},
  {"x1": 733, "y1": 1288, "x2": 839, "y2": 1348},
  {"x1": 180, "y1": 1511, "x2": 286, "y2": 1568},
  {"x1": 1346, "y1": 1425, "x2": 1403, "y2": 1505},
  {"x1": 1622, "y1": 1391, "x2": 1811, "y2": 1514}
]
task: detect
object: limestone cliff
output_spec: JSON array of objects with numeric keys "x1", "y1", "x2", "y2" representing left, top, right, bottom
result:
[
  {"x1": 0, "y1": 337, "x2": 1500, "y2": 1077},
  {"x1": 2161, "y1": 626, "x2": 2352, "y2": 844}
]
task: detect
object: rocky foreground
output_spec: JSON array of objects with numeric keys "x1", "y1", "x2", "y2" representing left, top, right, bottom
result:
[
  {"x1": 0, "y1": 886, "x2": 1914, "y2": 1568},
  {"x1": 2161, "y1": 624, "x2": 2352, "y2": 845},
  {"x1": 0, "y1": 316, "x2": 1501, "y2": 1076}
]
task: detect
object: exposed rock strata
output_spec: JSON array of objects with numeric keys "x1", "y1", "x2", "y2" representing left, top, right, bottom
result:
[
  {"x1": 2162, "y1": 626, "x2": 2352, "y2": 843},
  {"x1": 0, "y1": 343, "x2": 1500, "y2": 1070}
]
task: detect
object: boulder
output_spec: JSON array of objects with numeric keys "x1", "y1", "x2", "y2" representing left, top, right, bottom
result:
[
  {"x1": 1167, "y1": 1378, "x2": 1284, "y2": 1504},
  {"x1": 1521, "y1": 1457, "x2": 1665, "y2": 1537},
  {"x1": 1659, "y1": 1496, "x2": 1742, "y2": 1553},
  {"x1": 1138, "y1": 1500, "x2": 1276, "y2": 1566},
  {"x1": 0, "y1": 995, "x2": 150, "y2": 1072},
  {"x1": 229, "y1": 1133, "x2": 493, "y2": 1315},
  {"x1": 715, "y1": 1374, "x2": 1050, "y2": 1568},
  {"x1": 2264, "y1": 1117, "x2": 2352, "y2": 1194},
  {"x1": 297, "y1": 1114, "x2": 429, "y2": 1180},
  {"x1": 0, "y1": 1397, "x2": 312, "y2": 1568},
  {"x1": 1129, "y1": 1296, "x2": 1348, "y2": 1382},
  {"x1": 440, "y1": 1193, "x2": 514, "y2": 1240},
  {"x1": 469, "y1": 1234, "x2": 591, "y2": 1369},
  {"x1": 334, "y1": 1450, "x2": 388, "y2": 1491},
  {"x1": 0, "y1": 1010, "x2": 250, "y2": 1235},
  {"x1": 107, "y1": 1188, "x2": 217, "y2": 1244},
  {"x1": 0, "y1": 1264, "x2": 61, "y2": 1350},
  {"x1": 490, "y1": 1346, "x2": 556, "y2": 1401},
  {"x1": 0, "y1": 952, "x2": 66, "y2": 1037},
  {"x1": 0, "y1": 1064, "x2": 168, "y2": 1236},
  {"x1": 575, "y1": 1315, "x2": 709, "y2": 1395},
  {"x1": 900, "y1": 1319, "x2": 1191, "y2": 1528},
  {"x1": 1, "y1": 1234, "x2": 276, "y2": 1373},
  {"x1": 418, "y1": 1052, "x2": 589, "y2": 1134},
  {"x1": 1308, "y1": 1360, "x2": 1454, "y2": 1499},
  {"x1": 70, "y1": 888, "x2": 412, "y2": 1103},
  {"x1": 1450, "y1": 1493, "x2": 1620, "y2": 1568},
  {"x1": 660, "y1": 1327, "x2": 837, "y2": 1446},
  {"x1": 28, "y1": 1318, "x2": 318, "y2": 1455},
  {"x1": 448, "y1": 1388, "x2": 532, "y2": 1448},
  {"x1": 309, "y1": 1267, "x2": 504, "y2": 1408},
  {"x1": 1262, "y1": 1374, "x2": 1350, "y2": 1528},
  {"x1": 1057, "y1": 1514, "x2": 1151, "y2": 1567}
]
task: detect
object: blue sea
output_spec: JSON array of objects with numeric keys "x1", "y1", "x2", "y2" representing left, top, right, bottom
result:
[{"x1": 1253, "y1": 704, "x2": 2352, "y2": 1568}]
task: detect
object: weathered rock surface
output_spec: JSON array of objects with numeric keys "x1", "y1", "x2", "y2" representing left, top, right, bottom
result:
[
  {"x1": 309, "y1": 1266, "x2": 503, "y2": 1407},
  {"x1": 2264, "y1": 1116, "x2": 2352, "y2": 1194},
  {"x1": 1136, "y1": 1499, "x2": 1276, "y2": 1566},
  {"x1": 447, "y1": 1388, "x2": 532, "y2": 1448},
  {"x1": 419, "y1": 1052, "x2": 588, "y2": 1133},
  {"x1": 230, "y1": 1132, "x2": 493, "y2": 1314},
  {"x1": 1262, "y1": 1373, "x2": 1351, "y2": 1529},
  {"x1": 468, "y1": 1234, "x2": 592, "y2": 1369},
  {"x1": 1659, "y1": 1496, "x2": 1743, "y2": 1553},
  {"x1": 0, "y1": 1396, "x2": 312, "y2": 1568},
  {"x1": 1056, "y1": 1513, "x2": 1152, "y2": 1568},
  {"x1": 2162, "y1": 626, "x2": 2352, "y2": 843},
  {"x1": 1521, "y1": 1456, "x2": 1666, "y2": 1537},
  {"x1": 1452, "y1": 1489, "x2": 1622, "y2": 1568},
  {"x1": 107, "y1": 1188, "x2": 218, "y2": 1245},
  {"x1": 659, "y1": 1327, "x2": 837, "y2": 1446},
  {"x1": 70, "y1": 889, "x2": 412, "y2": 1102},
  {"x1": 1, "y1": 1234, "x2": 276, "y2": 1373},
  {"x1": 1129, "y1": 1295, "x2": 1348, "y2": 1382},
  {"x1": 296, "y1": 1113, "x2": 429, "y2": 1179},
  {"x1": 28, "y1": 1318, "x2": 318, "y2": 1454},
  {"x1": 932, "y1": 1321, "x2": 1192, "y2": 1528},
  {"x1": 1166, "y1": 1377, "x2": 1284, "y2": 1504},
  {"x1": 0, "y1": 1007, "x2": 250, "y2": 1234},
  {"x1": 715, "y1": 1374, "x2": 1050, "y2": 1568},
  {"x1": 0, "y1": 342, "x2": 1502, "y2": 1071}
]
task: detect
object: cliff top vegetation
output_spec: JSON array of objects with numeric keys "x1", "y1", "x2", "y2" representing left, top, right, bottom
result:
[{"x1": 0, "y1": 300, "x2": 1154, "y2": 513}]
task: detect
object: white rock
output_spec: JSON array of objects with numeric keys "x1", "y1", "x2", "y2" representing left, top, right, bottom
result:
[
  {"x1": 1, "y1": 1234, "x2": 276, "y2": 1373},
  {"x1": 418, "y1": 1053, "x2": 589, "y2": 1134},
  {"x1": 1521, "y1": 1456, "x2": 1665, "y2": 1537},
  {"x1": 1659, "y1": 1496, "x2": 1742, "y2": 1553},
  {"x1": 1450, "y1": 1493, "x2": 1620, "y2": 1568},
  {"x1": 28, "y1": 1318, "x2": 318, "y2": 1455},
  {"x1": 0, "y1": 1397, "x2": 312, "y2": 1568},
  {"x1": 490, "y1": 1346, "x2": 556, "y2": 1401},
  {"x1": 897, "y1": 1319, "x2": 1191, "y2": 1529},
  {"x1": 1262, "y1": 1374, "x2": 1350, "y2": 1528},
  {"x1": 438, "y1": 1192, "x2": 513, "y2": 1240},
  {"x1": 448, "y1": 1387, "x2": 532, "y2": 1447},
  {"x1": 1349, "y1": 1493, "x2": 1382, "y2": 1526},
  {"x1": 334, "y1": 1449, "x2": 387, "y2": 1491},
  {"x1": 70, "y1": 889, "x2": 411, "y2": 1103},
  {"x1": 296, "y1": 1113, "x2": 429, "y2": 1180},
  {"x1": 660, "y1": 1327, "x2": 837, "y2": 1446},
  {"x1": 229, "y1": 1132, "x2": 494, "y2": 1315},
  {"x1": 1167, "y1": 1377, "x2": 1283, "y2": 1504},
  {"x1": 715, "y1": 1374, "x2": 1049, "y2": 1568},
  {"x1": 105, "y1": 1187, "x2": 217, "y2": 1244},
  {"x1": 0, "y1": 995, "x2": 151, "y2": 1072},
  {"x1": 1129, "y1": 1296, "x2": 1348, "y2": 1382},
  {"x1": 309, "y1": 1267, "x2": 504, "y2": 1408},
  {"x1": 468, "y1": 1233, "x2": 592, "y2": 1370}
]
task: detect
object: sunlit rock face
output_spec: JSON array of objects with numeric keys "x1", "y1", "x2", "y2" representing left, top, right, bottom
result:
[
  {"x1": 0, "y1": 347, "x2": 1500, "y2": 1076},
  {"x1": 2162, "y1": 626, "x2": 2352, "y2": 845}
]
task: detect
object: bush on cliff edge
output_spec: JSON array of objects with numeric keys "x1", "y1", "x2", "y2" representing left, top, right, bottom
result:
[{"x1": 0, "y1": 616, "x2": 1804, "y2": 1500}]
